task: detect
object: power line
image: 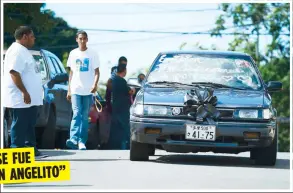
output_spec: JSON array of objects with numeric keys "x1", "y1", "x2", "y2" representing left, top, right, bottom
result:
[
  {"x1": 51, "y1": 8, "x2": 220, "y2": 15},
  {"x1": 24, "y1": 24, "x2": 288, "y2": 36},
  {"x1": 3, "y1": 23, "x2": 215, "y2": 39},
  {"x1": 35, "y1": 34, "x2": 180, "y2": 49},
  {"x1": 4, "y1": 24, "x2": 289, "y2": 41},
  {"x1": 70, "y1": 28, "x2": 290, "y2": 36},
  {"x1": 6, "y1": 8, "x2": 219, "y2": 17},
  {"x1": 31, "y1": 27, "x2": 289, "y2": 50},
  {"x1": 4, "y1": 27, "x2": 289, "y2": 40}
]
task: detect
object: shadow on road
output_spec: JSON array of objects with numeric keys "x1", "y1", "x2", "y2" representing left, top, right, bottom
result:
[
  {"x1": 151, "y1": 154, "x2": 290, "y2": 170},
  {"x1": 38, "y1": 150, "x2": 77, "y2": 157}
]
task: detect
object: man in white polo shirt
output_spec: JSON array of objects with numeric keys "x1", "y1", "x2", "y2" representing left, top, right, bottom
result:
[
  {"x1": 3, "y1": 26, "x2": 46, "y2": 158},
  {"x1": 66, "y1": 30, "x2": 100, "y2": 150}
]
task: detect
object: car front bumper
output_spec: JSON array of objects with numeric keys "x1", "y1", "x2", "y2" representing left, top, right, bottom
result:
[{"x1": 130, "y1": 116, "x2": 276, "y2": 152}]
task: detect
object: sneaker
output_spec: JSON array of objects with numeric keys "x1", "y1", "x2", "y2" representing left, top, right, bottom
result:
[
  {"x1": 78, "y1": 142, "x2": 86, "y2": 150},
  {"x1": 66, "y1": 139, "x2": 78, "y2": 149}
]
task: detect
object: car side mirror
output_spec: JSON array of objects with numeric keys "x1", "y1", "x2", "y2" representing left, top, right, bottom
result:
[
  {"x1": 266, "y1": 81, "x2": 282, "y2": 92},
  {"x1": 54, "y1": 73, "x2": 69, "y2": 83},
  {"x1": 127, "y1": 78, "x2": 141, "y2": 88},
  {"x1": 47, "y1": 73, "x2": 69, "y2": 89}
]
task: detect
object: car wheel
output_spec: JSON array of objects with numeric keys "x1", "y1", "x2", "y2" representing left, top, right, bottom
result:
[
  {"x1": 130, "y1": 140, "x2": 149, "y2": 161},
  {"x1": 250, "y1": 134, "x2": 277, "y2": 166},
  {"x1": 41, "y1": 107, "x2": 56, "y2": 149}
]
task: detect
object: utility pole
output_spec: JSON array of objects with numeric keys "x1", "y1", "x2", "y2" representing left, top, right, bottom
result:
[
  {"x1": 256, "y1": 23, "x2": 260, "y2": 65},
  {"x1": 255, "y1": 15, "x2": 260, "y2": 66}
]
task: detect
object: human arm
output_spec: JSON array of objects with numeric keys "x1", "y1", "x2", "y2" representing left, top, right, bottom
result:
[
  {"x1": 129, "y1": 87, "x2": 136, "y2": 95},
  {"x1": 90, "y1": 68, "x2": 100, "y2": 93},
  {"x1": 9, "y1": 70, "x2": 31, "y2": 104},
  {"x1": 90, "y1": 51, "x2": 101, "y2": 94},
  {"x1": 66, "y1": 52, "x2": 73, "y2": 101},
  {"x1": 67, "y1": 69, "x2": 73, "y2": 101},
  {"x1": 123, "y1": 79, "x2": 135, "y2": 95},
  {"x1": 8, "y1": 52, "x2": 30, "y2": 104}
]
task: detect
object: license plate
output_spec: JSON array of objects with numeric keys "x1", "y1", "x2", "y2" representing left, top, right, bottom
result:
[{"x1": 185, "y1": 124, "x2": 216, "y2": 141}]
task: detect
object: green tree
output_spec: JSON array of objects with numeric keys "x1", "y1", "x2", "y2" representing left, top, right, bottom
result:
[
  {"x1": 4, "y1": 3, "x2": 78, "y2": 62},
  {"x1": 211, "y1": 3, "x2": 290, "y2": 152}
]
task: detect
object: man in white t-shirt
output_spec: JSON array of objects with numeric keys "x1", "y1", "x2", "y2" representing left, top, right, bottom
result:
[
  {"x1": 66, "y1": 30, "x2": 100, "y2": 150},
  {"x1": 3, "y1": 26, "x2": 47, "y2": 158}
]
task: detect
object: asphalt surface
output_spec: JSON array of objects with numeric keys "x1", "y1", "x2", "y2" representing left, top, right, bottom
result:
[{"x1": 3, "y1": 150, "x2": 292, "y2": 191}]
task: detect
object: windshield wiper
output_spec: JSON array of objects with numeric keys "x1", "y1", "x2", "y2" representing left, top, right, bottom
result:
[
  {"x1": 147, "y1": 81, "x2": 197, "y2": 87},
  {"x1": 191, "y1": 82, "x2": 247, "y2": 90}
]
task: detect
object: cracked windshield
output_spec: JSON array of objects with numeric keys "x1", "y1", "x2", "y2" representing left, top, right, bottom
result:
[{"x1": 147, "y1": 54, "x2": 262, "y2": 90}]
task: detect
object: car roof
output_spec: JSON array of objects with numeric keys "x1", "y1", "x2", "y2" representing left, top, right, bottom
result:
[
  {"x1": 158, "y1": 50, "x2": 250, "y2": 57},
  {"x1": 3, "y1": 49, "x2": 41, "y2": 56}
]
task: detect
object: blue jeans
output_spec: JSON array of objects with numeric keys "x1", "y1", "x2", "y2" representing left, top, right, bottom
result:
[
  {"x1": 9, "y1": 106, "x2": 38, "y2": 154},
  {"x1": 69, "y1": 94, "x2": 92, "y2": 144}
]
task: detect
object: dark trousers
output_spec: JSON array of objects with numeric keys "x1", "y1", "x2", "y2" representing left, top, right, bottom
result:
[
  {"x1": 10, "y1": 106, "x2": 38, "y2": 153},
  {"x1": 108, "y1": 111, "x2": 130, "y2": 149}
]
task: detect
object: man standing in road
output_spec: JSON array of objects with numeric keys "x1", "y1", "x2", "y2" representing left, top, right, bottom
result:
[
  {"x1": 105, "y1": 56, "x2": 128, "y2": 111},
  {"x1": 66, "y1": 30, "x2": 100, "y2": 150},
  {"x1": 3, "y1": 26, "x2": 47, "y2": 158},
  {"x1": 109, "y1": 62, "x2": 135, "y2": 149}
]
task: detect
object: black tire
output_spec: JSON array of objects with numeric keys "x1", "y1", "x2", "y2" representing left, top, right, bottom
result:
[
  {"x1": 40, "y1": 107, "x2": 56, "y2": 149},
  {"x1": 130, "y1": 141, "x2": 149, "y2": 161},
  {"x1": 250, "y1": 134, "x2": 277, "y2": 166}
]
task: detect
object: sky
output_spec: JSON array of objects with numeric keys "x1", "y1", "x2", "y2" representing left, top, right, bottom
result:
[{"x1": 45, "y1": 3, "x2": 272, "y2": 83}]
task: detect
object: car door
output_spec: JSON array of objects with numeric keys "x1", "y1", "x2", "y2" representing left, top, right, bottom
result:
[
  {"x1": 48, "y1": 56, "x2": 71, "y2": 128},
  {"x1": 50, "y1": 55, "x2": 72, "y2": 129},
  {"x1": 43, "y1": 53, "x2": 64, "y2": 128}
]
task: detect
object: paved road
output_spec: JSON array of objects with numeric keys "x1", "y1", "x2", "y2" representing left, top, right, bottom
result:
[{"x1": 4, "y1": 150, "x2": 291, "y2": 191}]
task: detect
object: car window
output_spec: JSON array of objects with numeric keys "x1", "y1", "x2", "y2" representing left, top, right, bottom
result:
[
  {"x1": 50, "y1": 57, "x2": 62, "y2": 74},
  {"x1": 147, "y1": 53, "x2": 263, "y2": 90},
  {"x1": 46, "y1": 56, "x2": 58, "y2": 76},
  {"x1": 52, "y1": 56, "x2": 67, "y2": 74},
  {"x1": 50, "y1": 56, "x2": 69, "y2": 85},
  {"x1": 33, "y1": 54, "x2": 48, "y2": 81}
]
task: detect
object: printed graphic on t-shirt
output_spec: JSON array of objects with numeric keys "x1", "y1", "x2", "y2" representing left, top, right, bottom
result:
[
  {"x1": 34, "y1": 62, "x2": 41, "y2": 73},
  {"x1": 76, "y1": 58, "x2": 89, "y2": 72}
]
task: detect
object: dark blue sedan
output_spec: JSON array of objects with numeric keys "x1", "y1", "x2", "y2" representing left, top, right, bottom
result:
[{"x1": 129, "y1": 50, "x2": 282, "y2": 166}]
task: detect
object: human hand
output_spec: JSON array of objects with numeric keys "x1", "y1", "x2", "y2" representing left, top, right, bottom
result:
[
  {"x1": 22, "y1": 91, "x2": 31, "y2": 104},
  {"x1": 66, "y1": 91, "x2": 71, "y2": 102},
  {"x1": 90, "y1": 84, "x2": 98, "y2": 93},
  {"x1": 130, "y1": 88, "x2": 136, "y2": 95}
]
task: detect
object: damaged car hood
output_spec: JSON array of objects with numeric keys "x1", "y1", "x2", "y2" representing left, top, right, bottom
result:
[{"x1": 142, "y1": 87, "x2": 270, "y2": 108}]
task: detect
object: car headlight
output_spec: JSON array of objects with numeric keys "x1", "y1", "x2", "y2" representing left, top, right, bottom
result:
[
  {"x1": 238, "y1": 109, "x2": 258, "y2": 119},
  {"x1": 131, "y1": 104, "x2": 170, "y2": 116},
  {"x1": 131, "y1": 104, "x2": 144, "y2": 116},
  {"x1": 263, "y1": 109, "x2": 272, "y2": 119},
  {"x1": 235, "y1": 109, "x2": 272, "y2": 119},
  {"x1": 145, "y1": 105, "x2": 169, "y2": 116}
]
